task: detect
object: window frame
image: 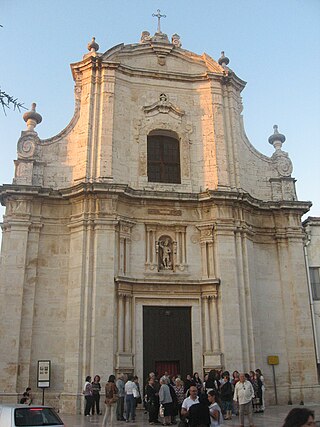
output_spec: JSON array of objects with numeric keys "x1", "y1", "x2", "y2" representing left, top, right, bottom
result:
[
  {"x1": 310, "y1": 267, "x2": 320, "y2": 301},
  {"x1": 147, "y1": 132, "x2": 181, "y2": 184}
]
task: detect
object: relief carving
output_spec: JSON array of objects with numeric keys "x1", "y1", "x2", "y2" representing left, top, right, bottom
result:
[
  {"x1": 17, "y1": 132, "x2": 40, "y2": 159},
  {"x1": 272, "y1": 150, "x2": 293, "y2": 177},
  {"x1": 143, "y1": 94, "x2": 185, "y2": 119}
]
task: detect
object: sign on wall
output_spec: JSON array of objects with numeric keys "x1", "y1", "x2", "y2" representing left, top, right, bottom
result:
[
  {"x1": 37, "y1": 360, "x2": 51, "y2": 388},
  {"x1": 267, "y1": 355, "x2": 279, "y2": 365}
]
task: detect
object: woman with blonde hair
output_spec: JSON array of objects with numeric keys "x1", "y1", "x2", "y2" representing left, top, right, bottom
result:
[
  {"x1": 173, "y1": 377, "x2": 185, "y2": 419},
  {"x1": 159, "y1": 376, "x2": 174, "y2": 426}
]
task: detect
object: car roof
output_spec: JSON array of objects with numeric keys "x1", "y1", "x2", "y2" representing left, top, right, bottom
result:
[{"x1": 0, "y1": 404, "x2": 52, "y2": 408}]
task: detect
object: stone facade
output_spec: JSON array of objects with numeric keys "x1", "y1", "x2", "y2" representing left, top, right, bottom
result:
[
  {"x1": 0, "y1": 30, "x2": 319, "y2": 412},
  {"x1": 303, "y1": 217, "x2": 320, "y2": 377}
]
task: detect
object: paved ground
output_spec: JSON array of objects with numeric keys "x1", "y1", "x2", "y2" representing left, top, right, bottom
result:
[{"x1": 60, "y1": 404, "x2": 320, "y2": 426}]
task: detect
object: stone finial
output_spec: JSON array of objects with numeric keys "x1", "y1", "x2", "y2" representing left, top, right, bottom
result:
[
  {"x1": 268, "y1": 124, "x2": 286, "y2": 150},
  {"x1": 23, "y1": 103, "x2": 42, "y2": 132},
  {"x1": 87, "y1": 37, "x2": 99, "y2": 52},
  {"x1": 140, "y1": 31, "x2": 151, "y2": 44},
  {"x1": 218, "y1": 51, "x2": 230, "y2": 67},
  {"x1": 171, "y1": 33, "x2": 182, "y2": 48}
]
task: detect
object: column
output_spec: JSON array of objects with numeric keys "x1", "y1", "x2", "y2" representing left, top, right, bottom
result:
[
  {"x1": 152, "y1": 230, "x2": 156, "y2": 265},
  {"x1": 210, "y1": 294, "x2": 220, "y2": 352},
  {"x1": 207, "y1": 242, "x2": 215, "y2": 277},
  {"x1": 203, "y1": 296, "x2": 212, "y2": 352},
  {"x1": 183, "y1": 231, "x2": 187, "y2": 264},
  {"x1": 200, "y1": 242, "x2": 207, "y2": 277},
  {"x1": 118, "y1": 294, "x2": 124, "y2": 353},
  {"x1": 176, "y1": 231, "x2": 181, "y2": 265},
  {"x1": 125, "y1": 238, "x2": 130, "y2": 275},
  {"x1": 119, "y1": 236, "x2": 125, "y2": 275},
  {"x1": 124, "y1": 294, "x2": 132, "y2": 353},
  {"x1": 146, "y1": 229, "x2": 150, "y2": 264}
]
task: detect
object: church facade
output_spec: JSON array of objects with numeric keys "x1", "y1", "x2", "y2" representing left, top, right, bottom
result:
[{"x1": 0, "y1": 27, "x2": 319, "y2": 412}]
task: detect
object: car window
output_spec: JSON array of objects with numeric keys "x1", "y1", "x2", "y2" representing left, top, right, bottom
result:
[{"x1": 14, "y1": 407, "x2": 62, "y2": 426}]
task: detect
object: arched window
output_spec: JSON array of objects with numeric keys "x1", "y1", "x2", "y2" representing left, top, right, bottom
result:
[{"x1": 147, "y1": 130, "x2": 181, "y2": 183}]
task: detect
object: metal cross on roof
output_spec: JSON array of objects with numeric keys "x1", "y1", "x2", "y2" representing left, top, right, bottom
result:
[{"x1": 152, "y1": 9, "x2": 166, "y2": 33}]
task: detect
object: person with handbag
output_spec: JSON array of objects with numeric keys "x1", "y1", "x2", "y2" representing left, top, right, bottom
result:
[
  {"x1": 125, "y1": 374, "x2": 138, "y2": 422},
  {"x1": 102, "y1": 375, "x2": 119, "y2": 427},
  {"x1": 83, "y1": 376, "x2": 94, "y2": 416},
  {"x1": 159, "y1": 376, "x2": 174, "y2": 426},
  {"x1": 133, "y1": 375, "x2": 142, "y2": 407}
]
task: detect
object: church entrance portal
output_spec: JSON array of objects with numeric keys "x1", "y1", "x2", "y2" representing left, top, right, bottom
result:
[{"x1": 143, "y1": 306, "x2": 192, "y2": 382}]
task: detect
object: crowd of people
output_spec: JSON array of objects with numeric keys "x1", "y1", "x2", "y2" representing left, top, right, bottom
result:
[
  {"x1": 83, "y1": 373, "x2": 142, "y2": 425},
  {"x1": 82, "y1": 368, "x2": 266, "y2": 426},
  {"x1": 143, "y1": 369, "x2": 265, "y2": 426},
  {"x1": 82, "y1": 369, "x2": 317, "y2": 427}
]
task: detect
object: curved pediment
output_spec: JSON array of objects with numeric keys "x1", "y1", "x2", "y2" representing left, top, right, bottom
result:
[{"x1": 100, "y1": 42, "x2": 224, "y2": 76}]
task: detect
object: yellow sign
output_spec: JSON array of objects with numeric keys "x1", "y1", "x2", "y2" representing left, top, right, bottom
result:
[{"x1": 267, "y1": 355, "x2": 279, "y2": 365}]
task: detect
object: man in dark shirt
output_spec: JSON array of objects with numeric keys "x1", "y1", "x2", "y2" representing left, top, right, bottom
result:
[{"x1": 187, "y1": 393, "x2": 210, "y2": 427}]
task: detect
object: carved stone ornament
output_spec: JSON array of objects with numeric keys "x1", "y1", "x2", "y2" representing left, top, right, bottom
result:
[
  {"x1": 171, "y1": 33, "x2": 182, "y2": 48},
  {"x1": 17, "y1": 132, "x2": 40, "y2": 159},
  {"x1": 271, "y1": 150, "x2": 293, "y2": 177},
  {"x1": 140, "y1": 31, "x2": 152, "y2": 44},
  {"x1": 143, "y1": 94, "x2": 185, "y2": 118},
  {"x1": 157, "y1": 235, "x2": 173, "y2": 271}
]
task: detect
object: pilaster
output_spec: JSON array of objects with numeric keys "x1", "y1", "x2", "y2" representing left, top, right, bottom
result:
[
  {"x1": 214, "y1": 221, "x2": 244, "y2": 369},
  {"x1": 90, "y1": 219, "x2": 118, "y2": 377},
  {"x1": 17, "y1": 222, "x2": 42, "y2": 392},
  {"x1": 0, "y1": 218, "x2": 30, "y2": 393},
  {"x1": 61, "y1": 220, "x2": 91, "y2": 413}
]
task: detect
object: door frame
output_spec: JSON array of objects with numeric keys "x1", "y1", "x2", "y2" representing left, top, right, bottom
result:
[{"x1": 134, "y1": 295, "x2": 203, "y2": 384}]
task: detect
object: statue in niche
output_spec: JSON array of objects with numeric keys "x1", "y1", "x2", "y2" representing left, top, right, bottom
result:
[{"x1": 158, "y1": 236, "x2": 173, "y2": 270}]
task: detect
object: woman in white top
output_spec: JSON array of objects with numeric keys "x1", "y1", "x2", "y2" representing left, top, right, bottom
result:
[{"x1": 207, "y1": 389, "x2": 223, "y2": 427}]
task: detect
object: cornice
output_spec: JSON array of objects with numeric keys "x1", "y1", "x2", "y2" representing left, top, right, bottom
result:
[
  {"x1": 302, "y1": 216, "x2": 320, "y2": 227},
  {"x1": 115, "y1": 276, "x2": 220, "y2": 286},
  {"x1": 0, "y1": 183, "x2": 311, "y2": 214},
  {"x1": 70, "y1": 44, "x2": 245, "y2": 90}
]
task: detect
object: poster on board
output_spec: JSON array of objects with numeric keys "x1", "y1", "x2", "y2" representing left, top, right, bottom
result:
[{"x1": 37, "y1": 360, "x2": 51, "y2": 388}]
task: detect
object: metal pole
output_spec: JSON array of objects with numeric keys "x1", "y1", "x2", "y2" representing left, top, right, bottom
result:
[
  {"x1": 42, "y1": 388, "x2": 45, "y2": 406},
  {"x1": 272, "y1": 365, "x2": 278, "y2": 405}
]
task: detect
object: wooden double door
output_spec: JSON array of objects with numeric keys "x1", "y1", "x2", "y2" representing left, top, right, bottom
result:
[{"x1": 143, "y1": 306, "x2": 193, "y2": 384}]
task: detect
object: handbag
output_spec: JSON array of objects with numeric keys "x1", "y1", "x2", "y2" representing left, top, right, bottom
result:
[
  {"x1": 159, "y1": 404, "x2": 164, "y2": 418},
  {"x1": 133, "y1": 387, "x2": 140, "y2": 398},
  {"x1": 253, "y1": 397, "x2": 260, "y2": 405}
]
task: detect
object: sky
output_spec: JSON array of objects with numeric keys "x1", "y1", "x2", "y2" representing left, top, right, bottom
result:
[{"x1": 1, "y1": 0, "x2": 320, "y2": 224}]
